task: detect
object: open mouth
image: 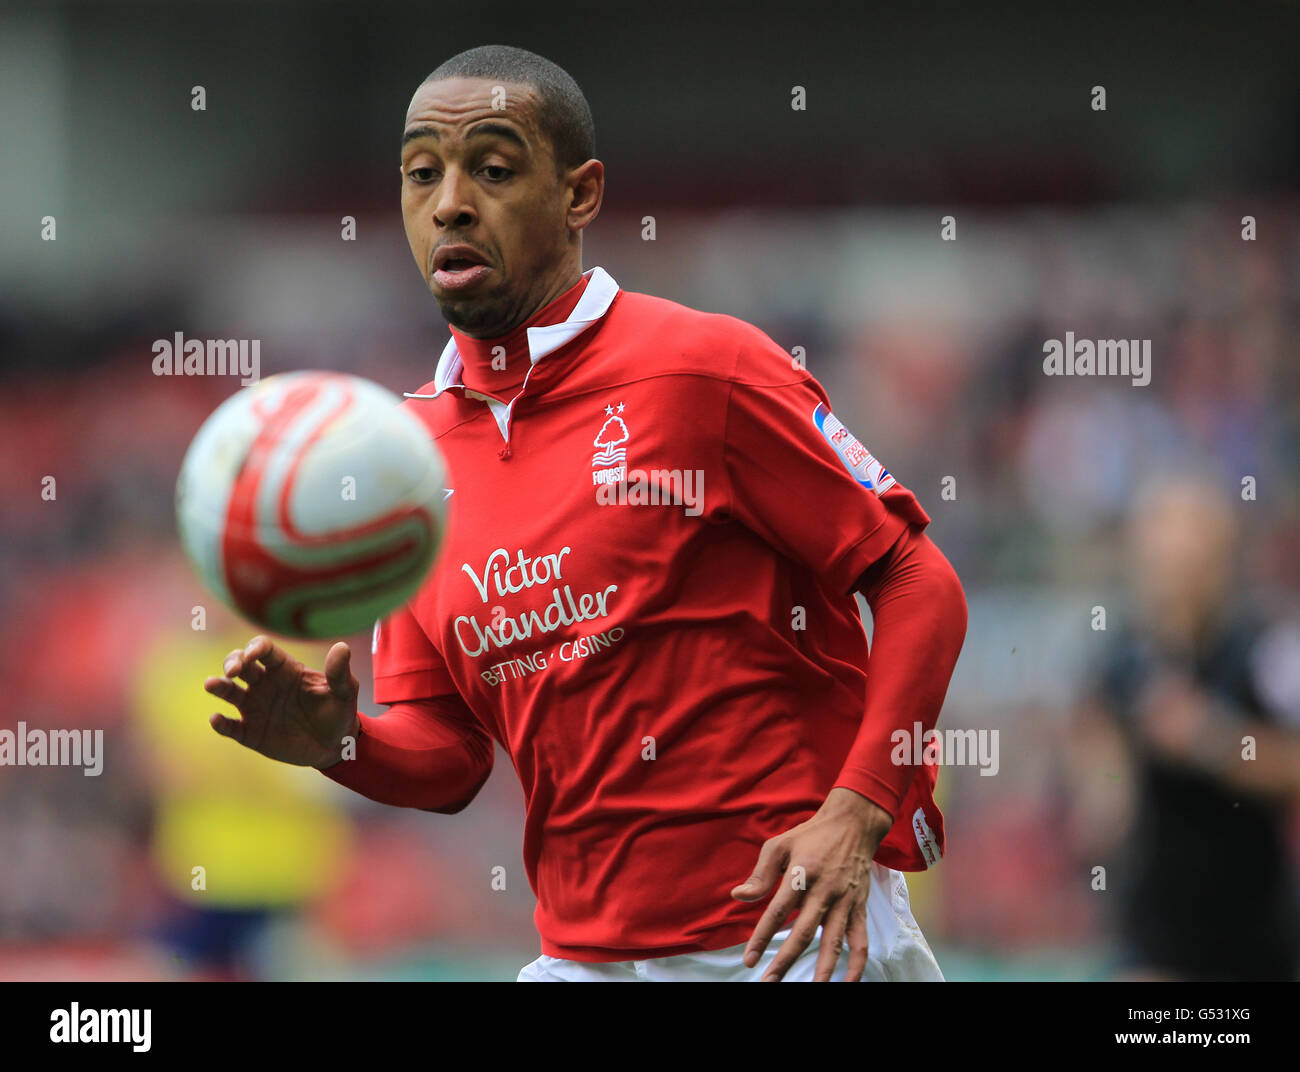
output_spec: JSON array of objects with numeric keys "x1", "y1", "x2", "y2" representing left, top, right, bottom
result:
[{"x1": 432, "y1": 247, "x2": 493, "y2": 292}]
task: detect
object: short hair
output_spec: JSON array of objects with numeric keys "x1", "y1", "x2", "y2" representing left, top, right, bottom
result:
[{"x1": 423, "y1": 45, "x2": 595, "y2": 174}]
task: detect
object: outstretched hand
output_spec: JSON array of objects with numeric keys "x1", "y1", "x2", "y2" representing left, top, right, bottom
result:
[{"x1": 203, "y1": 635, "x2": 361, "y2": 769}]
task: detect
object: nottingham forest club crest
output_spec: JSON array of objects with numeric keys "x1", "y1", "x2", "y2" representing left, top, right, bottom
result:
[{"x1": 592, "y1": 402, "x2": 629, "y2": 486}]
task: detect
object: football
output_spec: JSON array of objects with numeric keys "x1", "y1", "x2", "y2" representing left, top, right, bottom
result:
[{"x1": 176, "y1": 370, "x2": 448, "y2": 638}]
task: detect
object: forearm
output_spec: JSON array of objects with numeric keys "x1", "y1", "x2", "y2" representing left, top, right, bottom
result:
[
  {"x1": 834, "y1": 527, "x2": 968, "y2": 818},
  {"x1": 318, "y1": 697, "x2": 494, "y2": 813},
  {"x1": 1178, "y1": 710, "x2": 1300, "y2": 797}
]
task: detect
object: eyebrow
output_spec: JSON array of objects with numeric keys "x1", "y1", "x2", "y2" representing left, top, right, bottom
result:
[{"x1": 401, "y1": 121, "x2": 528, "y2": 152}]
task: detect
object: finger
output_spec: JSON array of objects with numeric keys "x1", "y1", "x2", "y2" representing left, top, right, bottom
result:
[
  {"x1": 762, "y1": 893, "x2": 831, "y2": 982},
  {"x1": 844, "y1": 898, "x2": 870, "y2": 983},
  {"x1": 203, "y1": 675, "x2": 248, "y2": 712},
  {"x1": 243, "y1": 635, "x2": 288, "y2": 671},
  {"x1": 209, "y1": 711, "x2": 246, "y2": 744},
  {"x1": 221, "y1": 648, "x2": 246, "y2": 677},
  {"x1": 231, "y1": 658, "x2": 265, "y2": 686},
  {"x1": 324, "y1": 642, "x2": 356, "y2": 699},
  {"x1": 742, "y1": 865, "x2": 801, "y2": 968},
  {"x1": 813, "y1": 896, "x2": 853, "y2": 982},
  {"x1": 731, "y1": 835, "x2": 788, "y2": 902}
]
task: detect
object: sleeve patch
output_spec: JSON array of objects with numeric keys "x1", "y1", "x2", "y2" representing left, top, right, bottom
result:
[{"x1": 812, "y1": 402, "x2": 896, "y2": 496}]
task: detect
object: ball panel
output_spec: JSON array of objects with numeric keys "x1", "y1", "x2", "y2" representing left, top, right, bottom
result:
[
  {"x1": 222, "y1": 509, "x2": 438, "y2": 635},
  {"x1": 261, "y1": 512, "x2": 441, "y2": 637}
]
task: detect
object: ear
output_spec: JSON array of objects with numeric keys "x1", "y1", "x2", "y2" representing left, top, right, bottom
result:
[{"x1": 565, "y1": 158, "x2": 604, "y2": 234}]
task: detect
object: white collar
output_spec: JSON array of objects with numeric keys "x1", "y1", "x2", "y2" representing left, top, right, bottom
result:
[{"x1": 409, "y1": 266, "x2": 620, "y2": 400}]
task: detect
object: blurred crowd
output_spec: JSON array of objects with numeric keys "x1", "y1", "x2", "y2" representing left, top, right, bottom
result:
[{"x1": 1, "y1": 203, "x2": 1297, "y2": 979}]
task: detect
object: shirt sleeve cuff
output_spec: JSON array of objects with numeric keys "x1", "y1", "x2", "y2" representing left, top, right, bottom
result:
[
  {"x1": 832, "y1": 765, "x2": 908, "y2": 822},
  {"x1": 826, "y1": 512, "x2": 911, "y2": 597}
]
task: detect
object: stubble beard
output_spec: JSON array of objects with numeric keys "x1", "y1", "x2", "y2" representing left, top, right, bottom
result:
[
  {"x1": 434, "y1": 286, "x2": 517, "y2": 338},
  {"x1": 434, "y1": 269, "x2": 565, "y2": 340}
]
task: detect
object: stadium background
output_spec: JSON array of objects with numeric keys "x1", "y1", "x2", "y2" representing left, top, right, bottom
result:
[{"x1": 1, "y1": 0, "x2": 1297, "y2": 980}]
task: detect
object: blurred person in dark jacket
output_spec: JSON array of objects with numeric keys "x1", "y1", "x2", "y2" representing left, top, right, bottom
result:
[{"x1": 1091, "y1": 474, "x2": 1300, "y2": 981}]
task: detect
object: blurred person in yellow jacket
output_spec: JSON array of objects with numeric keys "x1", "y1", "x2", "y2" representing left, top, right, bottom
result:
[{"x1": 132, "y1": 621, "x2": 352, "y2": 979}]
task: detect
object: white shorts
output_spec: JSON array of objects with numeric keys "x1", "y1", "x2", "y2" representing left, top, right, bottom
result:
[{"x1": 518, "y1": 862, "x2": 943, "y2": 981}]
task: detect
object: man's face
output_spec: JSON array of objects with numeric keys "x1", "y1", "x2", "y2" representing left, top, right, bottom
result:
[
  {"x1": 400, "y1": 76, "x2": 575, "y2": 337},
  {"x1": 1130, "y1": 482, "x2": 1236, "y2": 624}
]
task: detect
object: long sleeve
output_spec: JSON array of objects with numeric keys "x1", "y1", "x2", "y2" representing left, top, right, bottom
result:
[
  {"x1": 707, "y1": 327, "x2": 965, "y2": 838},
  {"x1": 319, "y1": 695, "x2": 495, "y2": 814},
  {"x1": 833, "y1": 524, "x2": 968, "y2": 818}
]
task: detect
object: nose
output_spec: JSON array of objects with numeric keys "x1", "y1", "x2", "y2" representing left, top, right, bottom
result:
[{"x1": 433, "y1": 166, "x2": 477, "y2": 230}]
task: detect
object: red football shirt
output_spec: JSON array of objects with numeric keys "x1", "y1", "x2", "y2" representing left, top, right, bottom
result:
[{"x1": 366, "y1": 266, "x2": 944, "y2": 960}]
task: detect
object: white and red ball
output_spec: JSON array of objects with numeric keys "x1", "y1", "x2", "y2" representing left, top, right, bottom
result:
[{"x1": 176, "y1": 371, "x2": 447, "y2": 638}]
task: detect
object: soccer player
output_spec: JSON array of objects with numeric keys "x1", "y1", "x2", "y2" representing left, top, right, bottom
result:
[{"x1": 204, "y1": 45, "x2": 968, "y2": 982}]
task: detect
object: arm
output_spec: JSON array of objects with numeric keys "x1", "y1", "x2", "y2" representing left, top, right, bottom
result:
[
  {"x1": 834, "y1": 522, "x2": 968, "y2": 818},
  {"x1": 1134, "y1": 672, "x2": 1300, "y2": 798},
  {"x1": 708, "y1": 337, "x2": 966, "y2": 980},
  {"x1": 319, "y1": 695, "x2": 495, "y2": 814}
]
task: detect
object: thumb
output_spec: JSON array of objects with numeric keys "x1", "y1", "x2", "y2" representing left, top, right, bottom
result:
[
  {"x1": 324, "y1": 642, "x2": 357, "y2": 699},
  {"x1": 731, "y1": 837, "x2": 788, "y2": 901}
]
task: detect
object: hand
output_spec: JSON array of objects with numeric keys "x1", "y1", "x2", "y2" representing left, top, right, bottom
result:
[
  {"x1": 1136, "y1": 671, "x2": 1215, "y2": 759},
  {"x1": 203, "y1": 635, "x2": 361, "y2": 769},
  {"x1": 731, "y1": 787, "x2": 893, "y2": 982}
]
